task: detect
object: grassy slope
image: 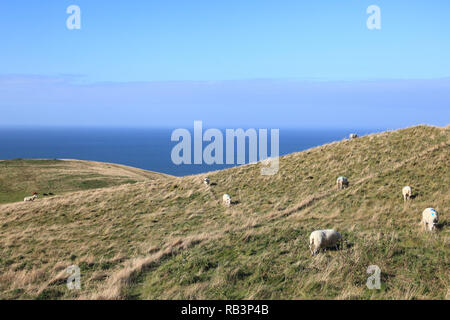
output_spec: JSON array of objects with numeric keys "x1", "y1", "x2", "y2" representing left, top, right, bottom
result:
[
  {"x1": 0, "y1": 125, "x2": 448, "y2": 300},
  {"x1": 0, "y1": 159, "x2": 169, "y2": 204}
]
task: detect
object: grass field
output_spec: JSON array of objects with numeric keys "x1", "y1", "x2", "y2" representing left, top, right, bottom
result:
[
  {"x1": 0, "y1": 159, "x2": 169, "y2": 204},
  {"x1": 0, "y1": 125, "x2": 448, "y2": 300}
]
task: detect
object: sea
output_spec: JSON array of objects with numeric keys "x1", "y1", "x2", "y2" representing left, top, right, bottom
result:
[{"x1": 0, "y1": 127, "x2": 382, "y2": 176}]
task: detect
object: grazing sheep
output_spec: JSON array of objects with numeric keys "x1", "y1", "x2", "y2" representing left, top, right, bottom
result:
[
  {"x1": 337, "y1": 176, "x2": 349, "y2": 190},
  {"x1": 203, "y1": 178, "x2": 210, "y2": 186},
  {"x1": 349, "y1": 133, "x2": 358, "y2": 140},
  {"x1": 422, "y1": 208, "x2": 439, "y2": 231},
  {"x1": 223, "y1": 194, "x2": 232, "y2": 207},
  {"x1": 24, "y1": 195, "x2": 38, "y2": 202},
  {"x1": 309, "y1": 229, "x2": 342, "y2": 256},
  {"x1": 402, "y1": 186, "x2": 412, "y2": 202}
]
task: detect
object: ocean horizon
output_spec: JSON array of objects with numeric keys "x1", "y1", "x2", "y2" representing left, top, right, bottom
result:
[{"x1": 0, "y1": 127, "x2": 384, "y2": 176}]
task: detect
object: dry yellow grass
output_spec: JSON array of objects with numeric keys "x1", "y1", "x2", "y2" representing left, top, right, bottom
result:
[{"x1": 0, "y1": 125, "x2": 448, "y2": 300}]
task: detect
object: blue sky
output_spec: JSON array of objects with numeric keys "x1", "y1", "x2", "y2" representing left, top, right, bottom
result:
[{"x1": 0, "y1": 1, "x2": 449, "y2": 128}]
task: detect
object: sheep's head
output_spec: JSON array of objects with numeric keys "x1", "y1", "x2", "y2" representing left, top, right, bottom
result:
[
  {"x1": 309, "y1": 244, "x2": 315, "y2": 256},
  {"x1": 431, "y1": 219, "x2": 439, "y2": 230},
  {"x1": 430, "y1": 210, "x2": 438, "y2": 224}
]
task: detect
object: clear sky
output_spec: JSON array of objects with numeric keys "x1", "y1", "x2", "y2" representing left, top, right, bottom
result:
[{"x1": 0, "y1": 0, "x2": 449, "y2": 128}]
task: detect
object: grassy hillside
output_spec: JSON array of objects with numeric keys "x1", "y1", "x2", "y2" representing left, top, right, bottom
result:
[
  {"x1": 0, "y1": 125, "x2": 448, "y2": 300},
  {"x1": 0, "y1": 159, "x2": 170, "y2": 204}
]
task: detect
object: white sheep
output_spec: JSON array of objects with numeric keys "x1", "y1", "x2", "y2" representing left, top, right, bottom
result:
[
  {"x1": 222, "y1": 194, "x2": 231, "y2": 207},
  {"x1": 337, "y1": 176, "x2": 349, "y2": 190},
  {"x1": 349, "y1": 133, "x2": 358, "y2": 140},
  {"x1": 422, "y1": 208, "x2": 439, "y2": 231},
  {"x1": 203, "y1": 178, "x2": 210, "y2": 186},
  {"x1": 24, "y1": 195, "x2": 38, "y2": 202},
  {"x1": 309, "y1": 229, "x2": 342, "y2": 256},
  {"x1": 402, "y1": 186, "x2": 412, "y2": 202}
]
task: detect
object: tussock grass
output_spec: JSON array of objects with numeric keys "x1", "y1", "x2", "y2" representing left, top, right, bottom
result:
[{"x1": 0, "y1": 125, "x2": 448, "y2": 300}]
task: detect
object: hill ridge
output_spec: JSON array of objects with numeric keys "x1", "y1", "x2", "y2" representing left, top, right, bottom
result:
[{"x1": 0, "y1": 124, "x2": 448, "y2": 300}]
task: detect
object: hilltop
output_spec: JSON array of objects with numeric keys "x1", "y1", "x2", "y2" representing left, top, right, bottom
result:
[
  {"x1": 0, "y1": 125, "x2": 448, "y2": 300},
  {"x1": 0, "y1": 159, "x2": 170, "y2": 204}
]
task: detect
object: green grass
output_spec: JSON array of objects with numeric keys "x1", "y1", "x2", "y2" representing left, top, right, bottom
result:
[
  {"x1": 0, "y1": 159, "x2": 162, "y2": 204},
  {"x1": 0, "y1": 125, "x2": 448, "y2": 300}
]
